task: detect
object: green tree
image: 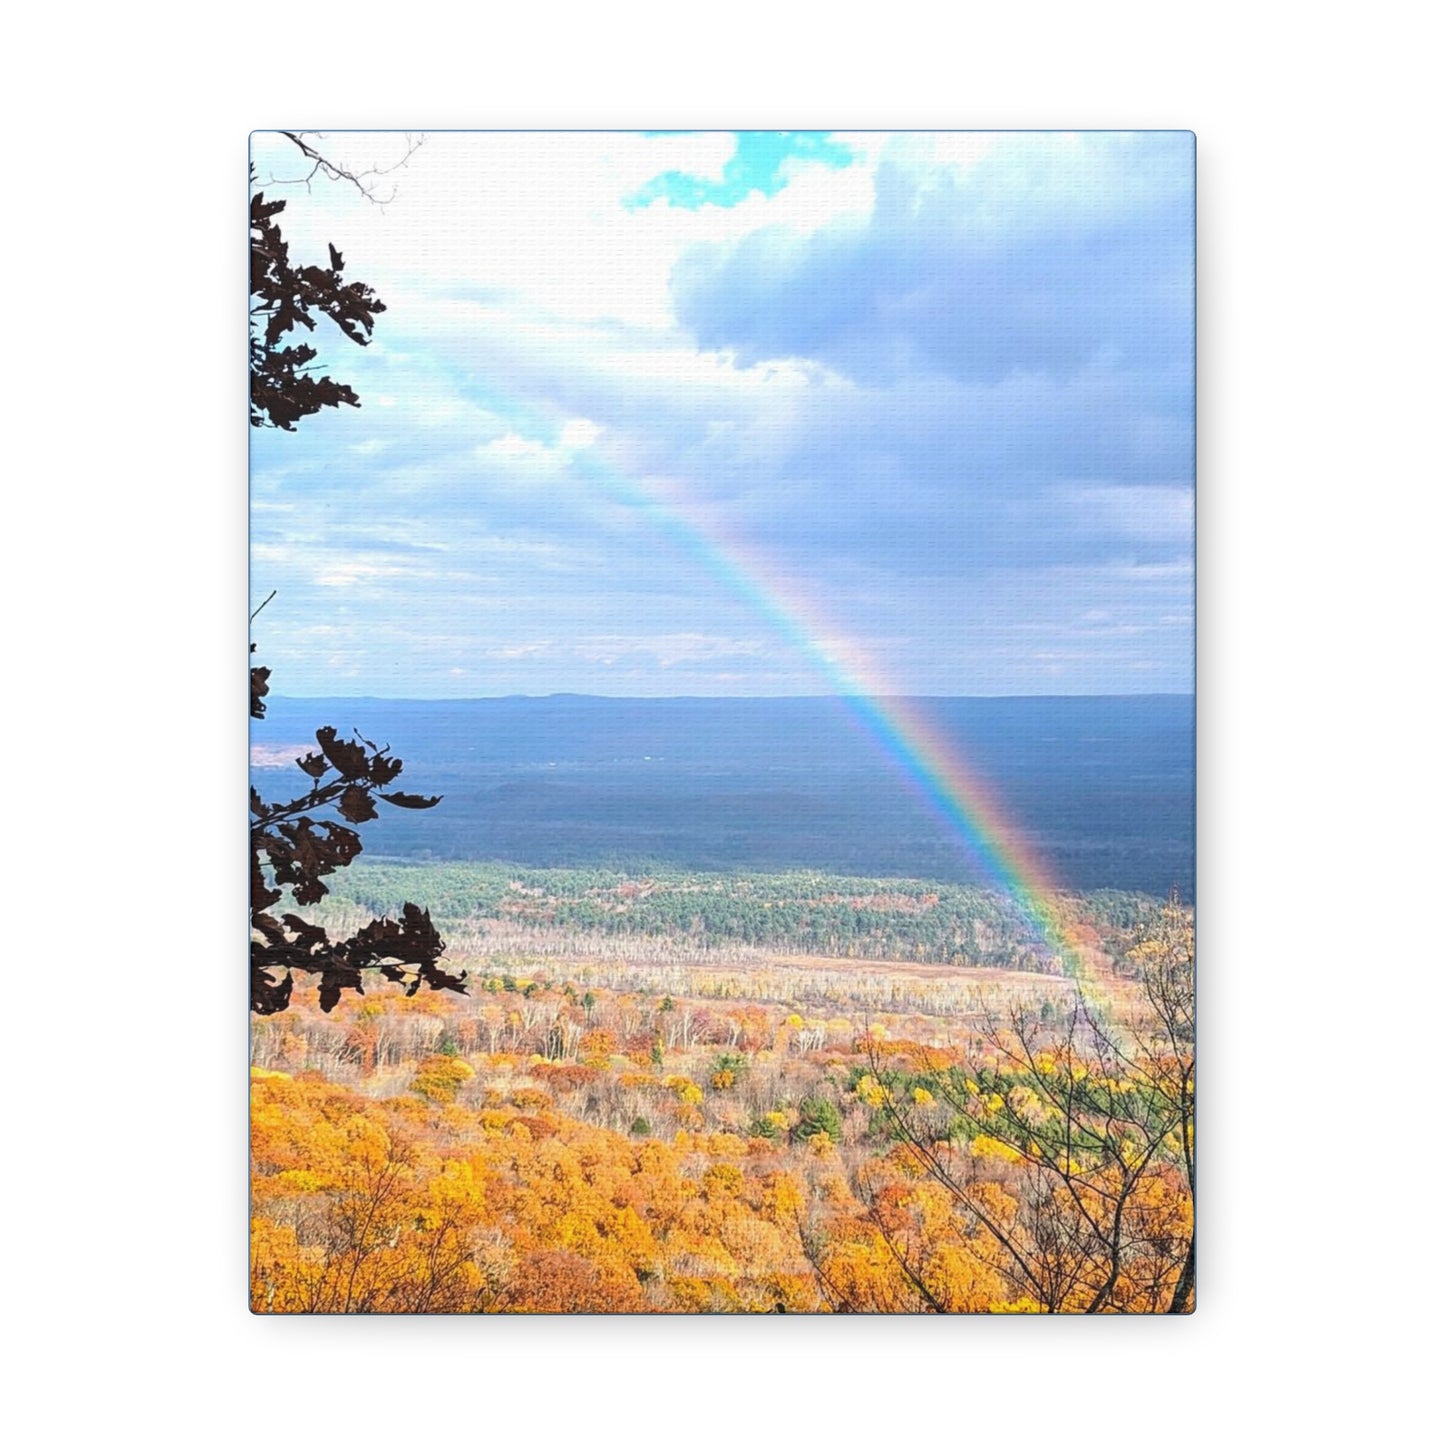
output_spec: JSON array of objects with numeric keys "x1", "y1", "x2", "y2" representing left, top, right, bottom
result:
[{"x1": 795, "y1": 1097, "x2": 843, "y2": 1144}]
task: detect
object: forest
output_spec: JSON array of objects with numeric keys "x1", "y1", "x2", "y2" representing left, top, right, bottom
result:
[
  {"x1": 252, "y1": 693, "x2": 1195, "y2": 897},
  {"x1": 251, "y1": 873, "x2": 1194, "y2": 1313},
  {"x1": 313, "y1": 860, "x2": 1169, "y2": 972}
]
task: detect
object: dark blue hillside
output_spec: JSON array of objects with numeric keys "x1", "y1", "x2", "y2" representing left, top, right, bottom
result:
[{"x1": 253, "y1": 695, "x2": 1194, "y2": 897}]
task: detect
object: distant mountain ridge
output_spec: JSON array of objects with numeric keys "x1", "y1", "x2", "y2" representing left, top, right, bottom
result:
[{"x1": 252, "y1": 694, "x2": 1194, "y2": 897}]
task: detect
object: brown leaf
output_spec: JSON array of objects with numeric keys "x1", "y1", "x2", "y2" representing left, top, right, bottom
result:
[
  {"x1": 336, "y1": 784, "x2": 378, "y2": 823},
  {"x1": 250, "y1": 666, "x2": 271, "y2": 720},
  {"x1": 315, "y1": 725, "x2": 368, "y2": 780},
  {"x1": 251, "y1": 966, "x2": 293, "y2": 1015},
  {"x1": 367, "y1": 753, "x2": 404, "y2": 786}
]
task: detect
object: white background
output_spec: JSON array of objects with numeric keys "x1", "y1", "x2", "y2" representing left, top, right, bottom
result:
[{"x1": 2, "y1": 3, "x2": 1436, "y2": 1439}]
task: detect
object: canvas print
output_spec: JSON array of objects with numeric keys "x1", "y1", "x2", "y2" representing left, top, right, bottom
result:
[{"x1": 249, "y1": 130, "x2": 1196, "y2": 1314}]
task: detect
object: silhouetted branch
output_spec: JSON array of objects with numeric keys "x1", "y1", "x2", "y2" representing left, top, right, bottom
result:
[{"x1": 263, "y1": 131, "x2": 424, "y2": 206}]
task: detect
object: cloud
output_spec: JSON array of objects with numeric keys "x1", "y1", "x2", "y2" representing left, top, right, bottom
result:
[
  {"x1": 670, "y1": 132, "x2": 1194, "y2": 387},
  {"x1": 1060, "y1": 485, "x2": 1195, "y2": 548},
  {"x1": 573, "y1": 633, "x2": 767, "y2": 668},
  {"x1": 250, "y1": 132, "x2": 1194, "y2": 697},
  {"x1": 625, "y1": 131, "x2": 856, "y2": 210},
  {"x1": 313, "y1": 560, "x2": 412, "y2": 588},
  {"x1": 250, "y1": 131, "x2": 875, "y2": 332},
  {"x1": 481, "y1": 433, "x2": 553, "y2": 461},
  {"x1": 559, "y1": 417, "x2": 601, "y2": 450}
]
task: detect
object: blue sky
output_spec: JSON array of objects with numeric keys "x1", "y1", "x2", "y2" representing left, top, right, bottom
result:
[{"x1": 250, "y1": 131, "x2": 1194, "y2": 697}]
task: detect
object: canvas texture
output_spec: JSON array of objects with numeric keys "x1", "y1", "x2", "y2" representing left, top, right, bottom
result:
[{"x1": 249, "y1": 130, "x2": 1196, "y2": 1314}]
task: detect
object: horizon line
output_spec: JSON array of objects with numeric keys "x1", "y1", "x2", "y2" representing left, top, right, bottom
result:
[{"x1": 260, "y1": 689, "x2": 1196, "y2": 704}]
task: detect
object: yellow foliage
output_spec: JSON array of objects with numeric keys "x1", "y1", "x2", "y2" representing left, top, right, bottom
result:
[
  {"x1": 970, "y1": 1135, "x2": 1023, "y2": 1165},
  {"x1": 1006, "y1": 1085, "x2": 1048, "y2": 1124},
  {"x1": 781, "y1": 1276, "x2": 827, "y2": 1311},
  {"x1": 273, "y1": 1168, "x2": 326, "y2": 1193},
  {"x1": 250, "y1": 948, "x2": 1191, "y2": 1315},
  {"x1": 761, "y1": 1172, "x2": 805, "y2": 1224},
  {"x1": 668, "y1": 1276, "x2": 714, "y2": 1312},
  {"x1": 703, "y1": 1132, "x2": 749, "y2": 1160},
  {"x1": 665, "y1": 1076, "x2": 704, "y2": 1106},
  {"x1": 920, "y1": 1243, "x2": 1005, "y2": 1313},
  {"x1": 703, "y1": 1164, "x2": 745, "y2": 1199},
  {"x1": 410, "y1": 1054, "x2": 475, "y2": 1105}
]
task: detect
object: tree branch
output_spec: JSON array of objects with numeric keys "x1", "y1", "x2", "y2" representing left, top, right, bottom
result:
[{"x1": 267, "y1": 131, "x2": 424, "y2": 206}]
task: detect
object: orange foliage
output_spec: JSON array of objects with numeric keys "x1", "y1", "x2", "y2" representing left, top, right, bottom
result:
[{"x1": 251, "y1": 923, "x2": 1192, "y2": 1315}]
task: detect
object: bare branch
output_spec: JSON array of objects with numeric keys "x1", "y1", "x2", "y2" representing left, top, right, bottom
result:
[{"x1": 265, "y1": 131, "x2": 424, "y2": 206}]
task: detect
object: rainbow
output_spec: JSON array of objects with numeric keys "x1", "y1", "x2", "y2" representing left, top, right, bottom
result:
[{"x1": 553, "y1": 445, "x2": 1087, "y2": 973}]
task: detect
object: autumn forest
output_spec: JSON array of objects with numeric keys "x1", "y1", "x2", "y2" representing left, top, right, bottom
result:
[{"x1": 250, "y1": 861, "x2": 1194, "y2": 1314}]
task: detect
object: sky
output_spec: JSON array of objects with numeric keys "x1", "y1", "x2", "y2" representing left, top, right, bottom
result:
[{"x1": 250, "y1": 131, "x2": 1194, "y2": 698}]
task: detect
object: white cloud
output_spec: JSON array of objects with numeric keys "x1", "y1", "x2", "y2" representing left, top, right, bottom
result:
[
  {"x1": 483, "y1": 642, "x2": 556, "y2": 660},
  {"x1": 1064, "y1": 485, "x2": 1194, "y2": 543},
  {"x1": 313, "y1": 560, "x2": 411, "y2": 588},
  {"x1": 573, "y1": 633, "x2": 766, "y2": 668},
  {"x1": 250, "y1": 132, "x2": 1193, "y2": 696},
  {"x1": 560, "y1": 417, "x2": 601, "y2": 450},
  {"x1": 482, "y1": 433, "x2": 551, "y2": 461},
  {"x1": 251, "y1": 131, "x2": 881, "y2": 332}
]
